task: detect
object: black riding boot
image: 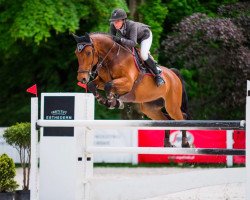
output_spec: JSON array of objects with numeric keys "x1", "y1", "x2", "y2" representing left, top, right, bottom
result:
[{"x1": 145, "y1": 57, "x2": 165, "y2": 87}]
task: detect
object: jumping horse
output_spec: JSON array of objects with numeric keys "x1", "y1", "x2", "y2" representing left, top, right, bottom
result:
[{"x1": 73, "y1": 32, "x2": 190, "y2": 147}]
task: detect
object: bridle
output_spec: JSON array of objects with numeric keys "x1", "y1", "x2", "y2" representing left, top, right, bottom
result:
[
  {"x1": 77, "y1": 42, "x2": 96, "y2": 76},
  {"x1": 77, "y1": 40, "x2": 119, "y2": 79}
]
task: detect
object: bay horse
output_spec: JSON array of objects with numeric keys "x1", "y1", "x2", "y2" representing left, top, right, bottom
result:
[{"x1": 73, "y1": 32, "x2": 190, "y2": 147}]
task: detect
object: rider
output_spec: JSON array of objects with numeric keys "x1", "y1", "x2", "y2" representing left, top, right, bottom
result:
[{"x1": 109, "y1": 8, "x2": 165, "y2": 87}]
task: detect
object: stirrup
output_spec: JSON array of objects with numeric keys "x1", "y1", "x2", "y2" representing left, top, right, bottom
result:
[
  {"x1": 156, "y1": 66, "x2": 162, "y2": 74},
  {"x1": 155, "y1": 75, "x2": 165, "y2": 87}
]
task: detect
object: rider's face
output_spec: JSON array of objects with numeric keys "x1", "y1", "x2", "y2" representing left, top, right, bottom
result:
[{"x1": 113, "y1": 20, "x2": 124, "y2": 30}]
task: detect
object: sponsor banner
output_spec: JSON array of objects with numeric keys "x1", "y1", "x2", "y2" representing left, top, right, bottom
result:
[
  {"x1": 43, "y1": 96, "x2": 75, "y2": 137},
  {"x1": 138, "y1": 130, "x2": 245, "y2": 164},
  {"x1": 233, "y1": 130, "x2": 245, "y2": 164}
]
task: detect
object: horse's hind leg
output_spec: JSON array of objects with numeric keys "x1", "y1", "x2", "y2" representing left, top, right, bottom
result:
[
  {"x1": 181, "y1": 130, "x2": 190, "y2": 148},
  {"x1": 164, "y1": 130, "x2": 174, "y2": 147},
  {"x1": 139, "y1": 99, "x2": 166, "y2": 120},
  {"x1": 139, "y1": 100, "x2": 174, "y2": 147},
  {"x1": 165, "y1": 96, "x2": 190, "y2": 147}
]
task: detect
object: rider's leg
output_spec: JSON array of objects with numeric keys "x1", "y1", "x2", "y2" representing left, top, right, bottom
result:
[{"x1": 140, "y1": 31, "x2": 165, "y2": 87}]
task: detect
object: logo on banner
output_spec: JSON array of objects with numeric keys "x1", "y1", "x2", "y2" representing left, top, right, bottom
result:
[
  {"x1": 51, "y1": 110, "x2": 67, "y2": 116},
  {"x1": 45, "y1": 110, "x2": 73, "y2": 120},
  {"x1": 170, "y1": 131, "x2": 194, "y2": 147}
]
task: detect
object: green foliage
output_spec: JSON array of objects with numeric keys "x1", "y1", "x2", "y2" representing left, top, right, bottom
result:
[
  {"x1": 0, "y1": 154, "x2": 19, "y2": 192},
  {"x1": 137, "y1": 0, "x2": 168, "y2": 54},
  {"x1": 161, "y1": 0, "x2": 239, "y2": 34},
  {"x1": 11, "y1": 0, "x2": 89, "y2": 44},
  {"x1": 3, "y1": 122, "x2": 31, "y2": 150},
  {"x1": 4, "y1": 122, "x2": 31, "y2": 190},
  {"x1": 0, "y1": 0, "x2": 128, "y2": 125},
  {"x1": 179, "y1": 68, "x2": 198, "y2": 98},
  {"x1": 0, "y1": 0, "x2": 127, "y2": 48},
  {"x1": 78, "y1": 0, "x2": 128, "y2": 32},
  {"x1": 161, "y1": 12, "x2": 248, "y2": 119},
  {"x1": 166, "y1": 0, "x2": 207, "y2": 25},
  {"x1": 199, "y1": 0, "x2": 238, "y2": 14}
]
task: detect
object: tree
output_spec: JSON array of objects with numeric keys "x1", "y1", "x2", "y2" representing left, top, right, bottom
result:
[
  {"x1": 0, "y1": 0, "x2": 128, "y2": 125},
  {"x1": 161, "y1": 0, "x2": 239, "y2": 33},
  {"x1": 0, "y1": 154, "x2": 19, "y2": 193},
  {"x1": 4, "y1": 123, "x2": 31, "y2": 190},
  {"x1": 137, "y1": 0, "x2": 168, "y2": 53},
  {"x1": 161, "y1": 12, "x2": 249, "y2": 119}
]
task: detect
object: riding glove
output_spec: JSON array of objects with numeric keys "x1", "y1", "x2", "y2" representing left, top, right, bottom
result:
[{"x1": 112, "y1": 36, "x2": 121, "y2": 44}]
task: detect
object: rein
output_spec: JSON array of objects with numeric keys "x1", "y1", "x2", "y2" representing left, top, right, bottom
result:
[
  {"x1": 95, "y1": 42, "x2": 116, "y2": 74},
  {"x1": 77, "y1": 36, "x2": 133, "y2": 82}
]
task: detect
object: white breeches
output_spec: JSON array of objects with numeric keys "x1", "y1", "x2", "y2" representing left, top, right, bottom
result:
[{"x1": 140, "y1": 30, "x2": 152, "y2": 61}]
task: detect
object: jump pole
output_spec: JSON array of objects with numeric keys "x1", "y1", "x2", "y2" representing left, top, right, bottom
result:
[
  {"x1": 30, "y1": 97, "x2": 38, "y2": 200},
  {"x1": 246, "y1": 80, "x2": 250, "y2": 200},
  {"x1": 37, "y1": 119, "x2": 245, "y2": 130}
]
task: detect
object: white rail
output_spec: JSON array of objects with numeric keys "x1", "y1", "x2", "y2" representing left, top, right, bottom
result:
[
  {"x1": 37, "y1": 119, "x2": 245, "y2": 130},
  {"x1": 87, "y1": 147, "x2": 244, "y2": 155}
]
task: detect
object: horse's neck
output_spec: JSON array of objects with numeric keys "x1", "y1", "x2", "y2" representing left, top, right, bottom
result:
[
  {"x1": 92, "y1": 35, "x2": 113, "y2": 54},
  {"x1": 92, "y1": 34, "x2": 139, "y2": 79},
  {"x1": 92, "y1": 34, "x2": 130, "y2": 58}
]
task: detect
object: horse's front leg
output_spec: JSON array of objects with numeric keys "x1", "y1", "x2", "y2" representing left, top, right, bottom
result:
[
  {"x1": 104, "y1": 81, "x2": 124, "y2": 109},
  {"x1": 87, "y1": 77, "x2": 110, "y2": 108},
  {"x1": 104, "y1": 78, "x2": 132, "y2": 109}
]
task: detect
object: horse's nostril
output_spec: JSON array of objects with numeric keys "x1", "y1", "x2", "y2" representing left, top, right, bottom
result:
[{"x1": 82, "y1": 78, "x2": 87, "y2": 84}]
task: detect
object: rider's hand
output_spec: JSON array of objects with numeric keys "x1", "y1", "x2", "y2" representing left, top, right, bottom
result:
[{"x1": 112, "y1": 36, "x2": 121, "y2": 44}]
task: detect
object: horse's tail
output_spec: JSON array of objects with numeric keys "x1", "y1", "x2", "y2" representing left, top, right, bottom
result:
[{"x1": 170, "y1": 68, "x2": 191, "y2": 120}]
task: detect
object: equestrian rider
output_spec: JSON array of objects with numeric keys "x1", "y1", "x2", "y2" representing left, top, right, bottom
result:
[{"x1": 109, "y1": 8, "x2": 165, "y2": 87}]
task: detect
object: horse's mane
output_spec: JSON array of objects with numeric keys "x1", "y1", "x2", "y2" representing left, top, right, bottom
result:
[
  {"x1": 90, "y1": 32, "x2": 134, "y2": 56},
  {"x1": 90, "y1": 32, "x2": 112, "y2": 38}
]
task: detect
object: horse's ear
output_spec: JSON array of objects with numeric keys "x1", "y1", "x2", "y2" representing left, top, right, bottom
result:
[
  {"x1": 84, "y1": 33, "x2": 91, "y2": 43},
  {"x1": 71, "y1": 33, "x2": 85, "y2": 43}
]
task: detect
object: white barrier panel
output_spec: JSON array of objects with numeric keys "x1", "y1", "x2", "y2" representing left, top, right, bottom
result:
[
  {"x1": 93, "y1": 129, "x2": 138, "y2": 164},
  {"x1": 39, "y1": 93, "x2": 94, "y2": 200}
]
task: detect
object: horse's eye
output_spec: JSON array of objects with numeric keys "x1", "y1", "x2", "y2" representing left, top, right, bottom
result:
[{"x1": 86, "y1": 51, "x2": 91, "y2": 56}]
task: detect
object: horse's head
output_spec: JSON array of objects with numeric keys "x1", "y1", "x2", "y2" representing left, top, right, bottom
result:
[{"x1": 73, "y1": 33, "x2": 98, "y2": 83}]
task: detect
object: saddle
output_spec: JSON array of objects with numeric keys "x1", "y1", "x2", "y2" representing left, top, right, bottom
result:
[{"x1": 132, "y1": 48, "x2": 152, "y2": 75}]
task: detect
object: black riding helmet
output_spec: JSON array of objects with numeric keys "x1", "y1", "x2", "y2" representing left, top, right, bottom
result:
[{"x1": 109, "y1": 8, "x2": 127, "y2": 22}]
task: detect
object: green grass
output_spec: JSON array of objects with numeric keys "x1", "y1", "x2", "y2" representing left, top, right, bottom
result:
[{"x1": 94, "y1": 162, "x2": 245, "y2": 168}]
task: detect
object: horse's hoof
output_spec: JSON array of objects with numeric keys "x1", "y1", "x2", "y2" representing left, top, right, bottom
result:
[
  {"x1": 108, "y1": 106, "x2": 115, "y2": 110},
  {"x1": 182, "y1": 142, "x2": 190, "y2": 148},
  {"x1": 117, "y1": 99, "x2": 124, "y2": 109},
  {"x1": 164, "y1": 142, "x2": 175, "y2": 147}
]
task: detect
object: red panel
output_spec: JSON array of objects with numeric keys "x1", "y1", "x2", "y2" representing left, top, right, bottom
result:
[
  {"x1": 233, "y1": 130, "x2": 245, "y2": 164},
  {"x1": 138, "y1": 130, "x2": 228, "y2": 164}
]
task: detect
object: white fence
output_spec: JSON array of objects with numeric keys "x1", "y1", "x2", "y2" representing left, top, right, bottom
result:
[{"x1": 29, "y1": 80, "x2": 250, "y2": 200}]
